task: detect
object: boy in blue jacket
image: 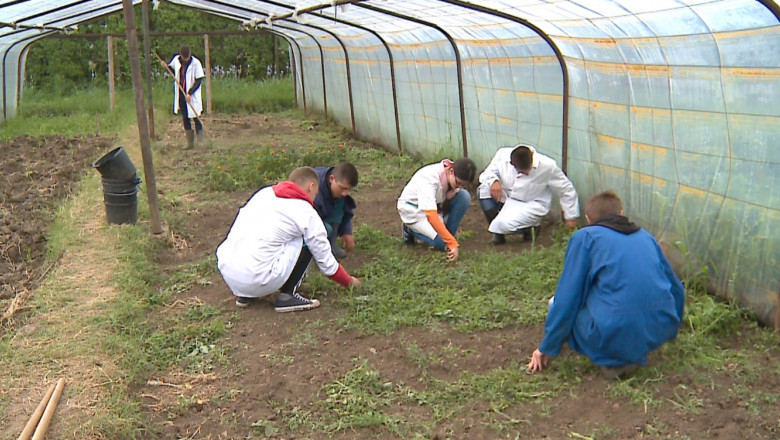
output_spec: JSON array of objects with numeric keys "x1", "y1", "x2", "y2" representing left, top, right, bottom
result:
[
  {"x1": 314, "y1": 163, "x2": 358, "y2": 259},
  {"x1": 527, "y1": 190, "x2": 685, "y2": 379}
]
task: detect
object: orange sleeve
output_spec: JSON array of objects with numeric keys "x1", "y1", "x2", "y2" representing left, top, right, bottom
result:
[{"x1": 425, "y1": 210, "x2": 458, "y2": 250}]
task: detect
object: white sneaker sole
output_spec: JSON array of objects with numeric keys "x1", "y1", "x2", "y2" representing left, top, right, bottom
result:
[{"x1": 274, "y1": 298, "x2": 321, "y2": 313}]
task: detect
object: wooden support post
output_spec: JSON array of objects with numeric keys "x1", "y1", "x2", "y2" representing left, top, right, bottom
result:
[
  {"x1": 107, "y1": 35, "x2": 115, "y2": 110},
  {"x1": 274, "y1": 35, "x2": 279, "y2": 77},
  {"x1": 123, "y1": 0, "x2": 163, "y2": 235},
  {"x1": 204, "y1": 34, "x2": 212, "y2": 114},
  {"x1": 775, "y1": 285, "x2": 780, "y2": 332},
  {"x1": 142, "y1": 0, "x2": 155, "y2": 138}
]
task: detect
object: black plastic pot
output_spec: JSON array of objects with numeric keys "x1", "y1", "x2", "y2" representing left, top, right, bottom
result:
[{"x1": 91, "y1": 146, "x2": 137, "y2": 181}]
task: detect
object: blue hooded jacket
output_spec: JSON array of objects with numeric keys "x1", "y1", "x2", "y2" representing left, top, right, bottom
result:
[{"x1": 539, "y1": 215, "x2": 685, "y2": 367}]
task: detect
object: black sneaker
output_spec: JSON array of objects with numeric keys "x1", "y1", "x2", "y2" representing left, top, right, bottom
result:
[
  {"x1": 402, "y1": 225, "x2": 415, "y2": 246},
  {"x1": 274, "y1": 292, "x2": 321, "y2": 313},
  {"x1": 600, "y1": 364, "x2": 639, "y2": 380},
  {"x1": 490, "y1": 233, "x2": 506, "y2": 245},
  {"x1": 235, "y1": 296, "x2": 254, "y2": 308}
]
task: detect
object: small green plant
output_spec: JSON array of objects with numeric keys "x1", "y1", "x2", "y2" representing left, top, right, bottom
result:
[
  {"x1": 335, "y1": 225, "x2": 567, "y2": 334},
  {"x1": 318, "y1": 360, "x2": 404, "y2": 434}
]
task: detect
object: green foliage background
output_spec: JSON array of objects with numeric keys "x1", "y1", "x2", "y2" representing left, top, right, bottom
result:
[{"x1": 25, "y1": 2, "x2": 288, "y2": 93}]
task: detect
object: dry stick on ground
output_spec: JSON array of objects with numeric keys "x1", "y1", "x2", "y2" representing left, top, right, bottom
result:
[
  {"x1": 1, "y1": 287, "x2": 32, "y2": 325},
  {"x1": 30, "y1": 377, "x2": 66, "y2": 440},
  {"x1": 16, "y1": 383, "x2": 56, "y2": 440}
]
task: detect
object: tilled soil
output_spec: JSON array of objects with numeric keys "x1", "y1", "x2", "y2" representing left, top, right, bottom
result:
[{"x1": 0, "y1": 134, "x2": 113, "y2": 309}]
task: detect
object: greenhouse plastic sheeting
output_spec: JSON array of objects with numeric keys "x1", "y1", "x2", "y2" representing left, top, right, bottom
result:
[
  {"x1": 0, "y1": 0, "x2": 140, "y2": 119},
  {"x1": 2, "y1": 0, "x2": 779, "y2": 325}
]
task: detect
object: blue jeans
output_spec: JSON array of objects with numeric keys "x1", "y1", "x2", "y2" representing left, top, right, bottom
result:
[
  {"x1": 478, "y1": 197, "x2": 503, "y2": 214},
  {"x1": 409, "y1": 190, "x2": 471, "y2": 251}
]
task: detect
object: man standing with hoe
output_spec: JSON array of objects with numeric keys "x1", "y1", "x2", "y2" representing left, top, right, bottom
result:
[{"x1": 158, "y1": 46, "x2": 205, "y2": 149}]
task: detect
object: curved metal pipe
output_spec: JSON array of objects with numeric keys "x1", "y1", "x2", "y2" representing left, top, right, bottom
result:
[
  {"x1": 436, "y1": 0, "x2": 571, "y2": 173},
  {"x1": 2, "y1": 32, "x2": 54, "y2": 119},
  {"x1": 251, "y1": 0, "x2": 403, "y2": 153},
  {"x1": 355, "y1": 3, "x2": 469, "y2": 157}
]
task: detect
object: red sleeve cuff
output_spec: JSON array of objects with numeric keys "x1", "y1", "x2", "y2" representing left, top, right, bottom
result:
[{"x1": 328, "y1": 264, "x2": 352, "y2": 287}]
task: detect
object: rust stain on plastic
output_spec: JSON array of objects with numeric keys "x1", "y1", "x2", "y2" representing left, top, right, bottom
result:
[
  {"x1": 631, "y1": 171, "x2": 667, "y2": 187},
  {"x1": 597, "y1": 133, "x2": 623, "y2": 147},
  {"x1": 679, "y1": 185, "x2": 707, "y2": 198},
  {"x1": 723, "y1": 67, "x2": 777, "y2": 78},
  {"x1": 632, "y1": 142, "x2": 669, "y2": 156}
]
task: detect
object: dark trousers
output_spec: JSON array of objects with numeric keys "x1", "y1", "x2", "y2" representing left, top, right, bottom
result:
[
  {"x1": 279, "y1": 246, "x2": 313, "y2": 294},
  {"x1": 179, "y1": 92, "x2": 203, "y2": 132}
]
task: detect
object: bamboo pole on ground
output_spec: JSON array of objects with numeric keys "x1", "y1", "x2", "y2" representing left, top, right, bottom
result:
[
  {"x1": 31, "y1": 378, "x2": 65, "y2": 440},
  {"x1": 16, "y1": 383, "x2": 56, "y2": 440}
]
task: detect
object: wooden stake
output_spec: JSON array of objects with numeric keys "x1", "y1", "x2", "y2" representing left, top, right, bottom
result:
[
  {"x1": 31, "y1": 378, "x2": 65, "y2": 440},
  {"x1": 775, "y1": 285, "x2": 780, "y2": 332},
  {"x1": 17, "y1": 383, "x2": 56, "y2": 440}
]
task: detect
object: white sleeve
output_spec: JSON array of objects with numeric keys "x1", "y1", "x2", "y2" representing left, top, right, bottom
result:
[
  {"x1": 416, "y1": 177, "x2": 440, "y2": 212},
  {"x1": 549, "y1": 166, "x2": 580, "y2": 220},
  {"x1": 479, "y1": 151, "x2": 503, "y2": 187},
  {"x1": 194, "y1": 58, "x2": 205, "y2": 80},
  {"x1": 300, "y1": 207, "x2": 340, "y2": 276}
]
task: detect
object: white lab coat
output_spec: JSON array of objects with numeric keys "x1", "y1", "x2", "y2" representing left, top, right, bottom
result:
[
  {"x1": 397, "y1": 161, "x2": 452, "y2": 240},
  {"x1": 477, "y1": 145, "x2": 579, "y2": 234},
  {"x1": 168, "y1": 54, "x2": 205, "y2": 118},
  {"x1": 216, "y1": 187, "x2": 339, "y2": 298}
]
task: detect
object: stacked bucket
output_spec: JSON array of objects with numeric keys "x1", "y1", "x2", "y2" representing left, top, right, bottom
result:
[{"x1": 91, "y1": 146, "x2": 141, "y2": 225}]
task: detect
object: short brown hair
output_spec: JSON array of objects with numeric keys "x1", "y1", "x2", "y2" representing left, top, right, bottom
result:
[
  {"x1": 288, "y1": 166, "x2": 319, "y2": 188},
  {"x1": 586, "y1": 190, "x2": 623, "y2": 222},
  {"x1": 179, "y1": 45, "x2": 191, "y2": 58},
  {"x1": 333, "y1": 162, "x2": 358, "y2": 187},
  {"x1": 452, "y1": 157, "x2": 477, "y2": 183},
  {"x1": 510, "y1": 145, "x2": 533, "y2": 171}
]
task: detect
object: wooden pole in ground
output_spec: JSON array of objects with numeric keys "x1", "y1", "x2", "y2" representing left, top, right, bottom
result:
[
  {"x1": 775, "y1": 285, "x2": 780, "y2": 332},
  {"x1": 274, "y1": 35, "x2": 279, "y2": 76},
  {"x1": 30, "y1": 378, "x2": 65, "y2": 440},
  {"x1": 142, "y1": 0, "x2": 155, "y2": 138},
  {"x1": 16, "y1": 383, "x2": 56, "y2": 440},
  {"x1": 123, "y1": 0, "x2": 163, "y2": 235},
  {"x1": 107, "y1": 35, "x2": 115, "y2": 111},
  {"x1": 204, "y1": 34, "x2": 212, "y2": 114}
]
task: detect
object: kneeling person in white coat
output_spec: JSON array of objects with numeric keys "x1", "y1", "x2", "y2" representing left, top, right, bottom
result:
[
  {"x1": 478, "y1": 144, "x2": 580, "y2": 244},
  {"x1": 216, "y1": 167, "x2": 361, "y2": 312}
]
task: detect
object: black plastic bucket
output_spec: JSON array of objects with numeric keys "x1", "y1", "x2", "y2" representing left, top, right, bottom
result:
[
  {"x1": 101, "y1": 176, "x2": 142, "y2": 194},
  {"x1": 92, "y1": 146, "x2": 137, "y2": 181},
  {"x1": 103, "y1": 189, "x2": 138, "y2": 225}
]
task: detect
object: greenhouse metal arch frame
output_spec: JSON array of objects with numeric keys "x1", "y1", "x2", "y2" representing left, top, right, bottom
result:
[{"x1": 2, "y1": 0, "x2": 779, "y2": 326}]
